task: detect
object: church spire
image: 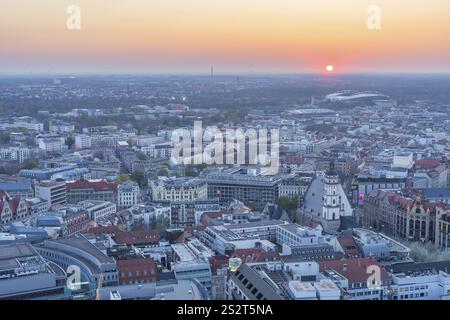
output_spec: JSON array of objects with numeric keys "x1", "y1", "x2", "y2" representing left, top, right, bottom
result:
[{"x1": 326, "y1": 161, "x2": 338, "y2": 176}]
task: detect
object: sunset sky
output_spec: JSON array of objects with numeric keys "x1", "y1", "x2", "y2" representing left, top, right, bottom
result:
[{"x1": 1, "y1": 0, "x2": 450, "y2": 74}]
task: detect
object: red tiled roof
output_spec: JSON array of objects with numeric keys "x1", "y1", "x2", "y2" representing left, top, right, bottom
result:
[
  {"x1": 116, "y1": 258, "x2": 158, "y2": 283},
  {"x1": 0, "y1": 191, "x2": 24, "y2": 217},
  {"x1": 368, "y1": 189, "x2": 413, "y2": 209},
  {"x1": 200, "y1": 211, "x2": 225, "y2": 226},
  {"x1": 0, "y1": 190, "x2": 9, "y2": 199},
  {"x1": 415, "y1": 158, "x2": 441, "y2": 169},
  {"x1": 115, "y1": 230, "x2": 161, "y2": 245},
  {"x1": 210, "y1": 255, "x2": 229, "y2": 274},
  {"x1": 117, "y1": 258, "x2": 157, "y2": 271},
  {"x1": 320, "y1": 258, "x2": 389, "y2": 284},
  {"x1": 66, "y1": 180, "x2": 117, "y2": 192},
  {"x1": 7, "y1": 197, "x2": 20, "y2": 214},
  {"x1": 337, "y1": 237, "x2": 362, "y2": 258}
]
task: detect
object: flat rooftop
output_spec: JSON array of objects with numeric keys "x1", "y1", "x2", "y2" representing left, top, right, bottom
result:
[
  {"x1": 0, "y1": 243, "x2": 43, "y2": 271},
  {"x1": 46, "y1": 235, "x2": 115, "y2": 265}
]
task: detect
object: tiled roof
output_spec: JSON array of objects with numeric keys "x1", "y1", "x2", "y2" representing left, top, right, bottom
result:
[
  {"x1": 66, "y1": 179, "x2": 117, "y2": 192},
  {"x1": 337, "y1": 236, "x2": 362, "y2": 258},
  {"x1": 115, "y1": 230, "x2": 161, "y2": 245},
  {"x1": 320, "y1": 258, "x2": 389, "y2": 284}
]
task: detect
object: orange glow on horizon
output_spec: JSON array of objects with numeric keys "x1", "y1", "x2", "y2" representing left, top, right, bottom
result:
[{"x1": 0, "y1": 0, "x2": 450, "y2": 73}]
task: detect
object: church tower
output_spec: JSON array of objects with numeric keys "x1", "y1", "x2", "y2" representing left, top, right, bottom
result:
[{"x1": 322, "y1": 162, "x2": 341, "y2": 221}]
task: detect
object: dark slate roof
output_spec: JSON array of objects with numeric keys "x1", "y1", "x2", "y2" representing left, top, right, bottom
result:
[
  {"x1": 387, "y1": 260, "x2": 450, "y2": 274},
  {"x1": 229, "y1": 264, "x2": 283, "y2": 300}
]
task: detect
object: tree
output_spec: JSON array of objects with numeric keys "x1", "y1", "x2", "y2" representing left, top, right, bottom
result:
[
  {"x1": 118, "y1": 174, "x2": 131, "y2": 184},
  {"x1": 3, "y1": 163, "x2": 21, "y2": 175},
  {"x1": 23, "y1": 158, "x2": 39, "y2": 169},
  {"x1": 277, "y1": 195, "x2": 299, "y2": 220},
  {"x1": 409, "y1": 241, "x2": 450, "y2": 262},
  {"x1": 277, "y1": 196, "x2": 298, "y2": 212},
  {"x1": 65, "y1": 136, "x2": 75, "y2": 149},
  {"x1": 136, "y1": 151, "x2": 147, "y2": 160},
  {"x1": 131, "y1": 171, "x2": 146, "y2": 188}
]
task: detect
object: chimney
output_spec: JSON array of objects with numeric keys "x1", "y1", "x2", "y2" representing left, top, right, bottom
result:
[{"x1": 342, "y1": 264, "x2": 348, "y2": 272}]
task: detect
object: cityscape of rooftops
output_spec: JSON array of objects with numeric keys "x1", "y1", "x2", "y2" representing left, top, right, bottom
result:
[{"x1": 1, "y1": 0, "x2": 450, "y2": 311}]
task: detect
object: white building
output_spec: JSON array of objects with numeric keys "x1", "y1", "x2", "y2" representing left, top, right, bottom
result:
[
  {"x1": 171, "y1": 242, "x2": 212, "y2": 289},
  {"x1": 287, "y1": 279, "x2": 340, "y2": 300},
  {"x1": 0, "y1": 117, "x2": 44, "y2": 132},
  {"x1": 75, "y1": 135, "x2": 92, "y2": 150},
  {"x1": 390, "y1": 271, "x2": 450, "y2": 300},
  {"x1": 279, "y1": 175, "x2": 311, "y2": 198},
  {"x1": 79, "y1": 199, "x2": 117, "y2": 221},
  {"x1": 0, "y1": 147, "x2": 33, "y2": 163},
  {"x1": 50, "y1": 122, "x2": 75, "y2": 134},
  {"x1": 38, "y1": 137, "x2": 66, "y2": 154},
  {"x1": 117, "y1": 182, "x2": 140, "y2": 208},
  {"x1": 150, "y1": 177, "x2": 207, "y2": 202},
  {"x1": 202, "y1": 220, "x2": 284, "y2": 255},
  {"x1": 392, "y1": 153, "x2": 414, "y2": 169},
  {"x1": 276, "y1": 223, "x2": 324, "y2": 249},
  {"x1": 141, "y1": 143, "x2": 172, "y2": 159},
  {"x1": 388, "y1": 263, "x2": 450, "y2": 300}
]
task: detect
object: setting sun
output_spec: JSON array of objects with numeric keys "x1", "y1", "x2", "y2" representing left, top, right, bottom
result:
[{"x1": 326, "y1": 65, "x2": 334, "y2": 72}]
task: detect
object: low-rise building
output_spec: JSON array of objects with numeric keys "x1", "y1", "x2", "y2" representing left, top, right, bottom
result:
[
  {"x1": 74, "y1": 135, "x2": 92, "y2": 150},
  {"x1": 202, "y1": 220, "x2": 285, "y2": 255},
  {"x1": 171, "y1": 242, "x2": 212, "y2": 289},
  {"x1": 35, "y1": 234, "x2": 119, "y2": 287},
  {"x1": 320, "y1": 258, "x2": 390, "y2": 300},
  {"x1": 0, "y1": 191, "x2": 29, "y2": 226},
  {"x1": 0, "y1": 147, "x2": 34, "y2": 163},
  {"x1": 117, "y1": 258, "x2": 158, "y2": 285},
  {"x1": 35, "y1": 180, "x2": 67, "y2": 207},
  {"x1": 79, "y1": 200, "x2": 117, "y2": 222},
  {"x1": 66, "y1": 179, "x2": 118, "y2": 204},
  {"x1": 0, "y1": 243, "x2": 66, "y2": 299},
  {"x1": 386, "y1": 261, "x2": 450, "y2": 300},
  {"x1": 150, "y1": 177, "x2": 207, "y2": 202},
  {"x1": 118, "y1": 181, "x2": 140, "y2": 208}
]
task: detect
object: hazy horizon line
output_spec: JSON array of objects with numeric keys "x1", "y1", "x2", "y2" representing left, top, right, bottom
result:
[{"x1": 2, "y1": 70, "x2": 450, "y2": 78}]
